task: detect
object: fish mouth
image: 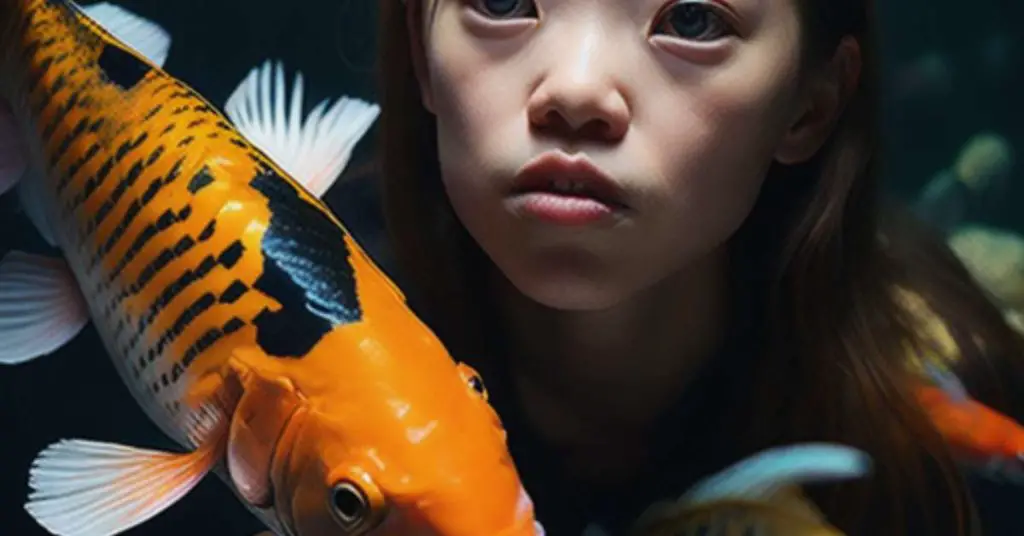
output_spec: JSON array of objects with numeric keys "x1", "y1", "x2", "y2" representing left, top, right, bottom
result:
[{"x1": 510, "y1": 150, "x2": 629, "y2": 210}]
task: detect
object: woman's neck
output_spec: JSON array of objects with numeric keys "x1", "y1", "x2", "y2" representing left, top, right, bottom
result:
[{"x1": 490, "y1": 247, "x2": 731, "y2": 482}]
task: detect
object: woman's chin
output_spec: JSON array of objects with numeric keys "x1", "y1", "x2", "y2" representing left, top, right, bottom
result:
[{"x1": 506, "y1": 271, "x2": 630, "y2": 312}]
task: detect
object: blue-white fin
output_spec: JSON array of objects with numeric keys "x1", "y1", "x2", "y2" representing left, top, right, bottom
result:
[
  {"x1": 223, "y1": 60, "x2": 380, "y2": 198},
  {"x1": 25, "y1": 403, "x2": 227, "y2": 536},
  {"x1": 0, "y1": 101, "x2": 26, "y2": 198},
  {"x1": 0, "y1": 251, "x2": 89, "y2": 365},
  {"x1": 78, "y1": 2, "x2": 172, "y2": 68},
  {"x1": 681, "y1": 443, "x2": 873, "y2": 508},
  {"x1": 16, "y1": 163, "x2": 59, "y2": 246},
  {"x1": 922, "y1": 361, "x2": 971, "y2": 403}
]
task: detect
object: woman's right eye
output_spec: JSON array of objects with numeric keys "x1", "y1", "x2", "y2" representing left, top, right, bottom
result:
[{"x1": 469, "y1": 0, "x2": 538, "y2": 19}]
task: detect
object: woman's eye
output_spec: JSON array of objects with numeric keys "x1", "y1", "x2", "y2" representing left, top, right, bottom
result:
[
  {"x1": 470, "y1": 0, "x2": 538, "y2": 19},
  {"x1": 653, "y1": 1, "x2": 735, "y2": 41}
]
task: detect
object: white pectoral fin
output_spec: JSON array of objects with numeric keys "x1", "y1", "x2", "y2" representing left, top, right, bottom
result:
[
  {"x1": 681, "y1": 443, "x2": 873, "y2": 508},
  {"x1": 25, "y1": 403, "x2": 228, "y2": 536},
  {"x1": 0, "y1": 251, "x2": 89, "y2": 365},
  {"x1": 0, "y1": 101, "x2": 27, "y2": 198},
  {"x1": 78, "y1": 2, "x2": 172, "y2": 67},
  {"x1": 224, "y1": 60, "x2": 381, "y2": 198}
]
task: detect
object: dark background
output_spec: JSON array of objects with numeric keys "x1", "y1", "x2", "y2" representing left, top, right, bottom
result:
[{"x1": 1, "y1": 0, "x2": 1022, "y2": 534}]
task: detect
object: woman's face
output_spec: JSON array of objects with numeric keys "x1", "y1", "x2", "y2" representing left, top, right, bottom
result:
[{"x1": 412, "y1": 0, "x2": 823, "y2": 311}]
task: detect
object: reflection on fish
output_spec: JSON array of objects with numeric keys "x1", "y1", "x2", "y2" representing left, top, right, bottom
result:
[
  {"x1": 631, "y1": 444, "x2": 872, "y2": 536},
  {"x1": 0, "y1": 2, "x2": 541, "y2": 536}
]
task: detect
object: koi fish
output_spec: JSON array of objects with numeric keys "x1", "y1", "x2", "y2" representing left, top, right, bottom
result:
[
  {"x1": 915, "y1": 362, "x2": 1024, "y2": 480},
  {"x1": 630, "y1": 444, "x2": 872, "y2": 536},
  {"x1": 0, "y1": 2, "x2": 542, "y2": 536}
]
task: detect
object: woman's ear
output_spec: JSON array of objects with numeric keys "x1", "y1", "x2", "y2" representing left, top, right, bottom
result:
[
  {"x1": 775, "y1": 36, "x2": 862, "y2": 165},
  {"x1": 406, "y1": 0, "x2": 436, "y2": 113}
]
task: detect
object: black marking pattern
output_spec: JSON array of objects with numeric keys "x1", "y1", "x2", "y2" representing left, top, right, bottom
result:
[
  {"x1": 96, "y1": 40, "x2": 152, "y2": 89},
  {"x1": 186, "y1": 166, "x2": 214, "y2": 194},
  {"x1": 248, "y1": 167, "x2": 362, "y2": 358}
]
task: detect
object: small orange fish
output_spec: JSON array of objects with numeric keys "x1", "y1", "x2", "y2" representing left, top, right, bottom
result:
[
  {"x1": 915, "y1": 362, "x2": 1024, "y2": 475},
  {"x1": 0, "y1": 2, "x2": 541, "y2": 536}
]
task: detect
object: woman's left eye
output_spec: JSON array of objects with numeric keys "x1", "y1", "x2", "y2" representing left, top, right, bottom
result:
[
  {"x1": 469, "y1": 0, "x2": 538, "y2": 19},
  {"x1": 652, "y1": 1, "x2": 736, "y2": 41}
]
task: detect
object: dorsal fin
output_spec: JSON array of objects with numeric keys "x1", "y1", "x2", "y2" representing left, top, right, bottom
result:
[{"x1": 78, "y1": 2, "x2": 172, "y2": 67}]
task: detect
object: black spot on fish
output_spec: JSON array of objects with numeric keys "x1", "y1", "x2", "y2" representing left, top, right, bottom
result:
[
  {"x1": 186, "y1": 166, "x2": 214, "y2": 194},
  {"x1": 223, "y1": 317, "x2": 246, "y2": 334},
  {"x1": 197, "y1": 220, "x2": 216, "y2": 242},
  {"x1": 49, "y1": 73, "x2": 68, "y2": 95},
  {"x1": 168, "y1": 90, "x2": 198, "y2": 100},
  {"x1": 143, "y1": 104, "x2": 163, "y2": 121},
  {"x1": 88, "y1": 117, "x2": 106, "y2": 133},
  {"x1": 248, "y1": 168, "x2": 362, "y2": 358},
  {"x1": 51, "y1": 116, "x2": 90, "y2": 166},
  {"x1": 170, "y1": 362, "x2": 185, "y2": 383},
  {"x1": 217, "y1": 241, "x2": 244, "y2": 269},
  {"x1": 97, "y1": 43, "x2": 151, "y2": 90},
  {"x1": 219, "y1": 281, "x2": 248, "y2": 304},
  {"x1": 145, "y1": 145, "x2": 165, "y2": 167},
  {"x1": 41, "y1": 90, "x2": 80, "y2": 140},
  {"x1": 60, "y1": 143, "x2": 99, "y2": 190}
]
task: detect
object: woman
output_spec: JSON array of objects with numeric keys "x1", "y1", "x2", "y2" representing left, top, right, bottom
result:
[{"x1": 371, "y1": 0, "x2": 1024, "y2": 533}]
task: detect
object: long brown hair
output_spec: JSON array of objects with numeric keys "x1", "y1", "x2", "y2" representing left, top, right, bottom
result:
[{"x1": 373, "y1": 0, "x2": 1024, "y2": 533}]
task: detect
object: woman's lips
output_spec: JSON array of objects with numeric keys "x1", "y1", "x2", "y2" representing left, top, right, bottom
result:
[{"x1": 507, "y1": 151, "x2": 628, "y2": 226}]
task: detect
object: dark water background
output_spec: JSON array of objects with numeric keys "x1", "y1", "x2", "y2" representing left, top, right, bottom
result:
[{"x1": 0, "y1": 0, "x2": 1022, "y2": 534}]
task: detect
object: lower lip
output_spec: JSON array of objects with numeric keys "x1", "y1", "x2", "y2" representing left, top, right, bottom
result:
[{"x1": 507, "y1": 192, "x2": 617, "y2": 226}]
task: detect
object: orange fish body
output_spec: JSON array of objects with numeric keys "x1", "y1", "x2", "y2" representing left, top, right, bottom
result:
[
  {"x1": 914, "y1": 384, "x2": 1024, "y2": 463},
  {"x1": 0, "y1": 2, "x2": 540, "y2": 535}
]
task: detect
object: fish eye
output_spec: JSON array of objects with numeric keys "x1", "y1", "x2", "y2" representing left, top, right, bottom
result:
[
  {"x1": 329, "y1": 481, "x2": 370, "y2": 530},
  {"x1": 457, "y1": 363, "x2": 489, "y2": 401},
  {"x1": 468, "y1": 374, "x2": 487, "y2": 397}
]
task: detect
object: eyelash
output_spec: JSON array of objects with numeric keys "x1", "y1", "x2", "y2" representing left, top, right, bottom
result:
[{"x1": 466, "y1": 0, "x2": 737, "y2": 42}]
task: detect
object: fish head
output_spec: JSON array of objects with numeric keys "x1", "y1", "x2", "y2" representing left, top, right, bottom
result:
[{"x1": 268, "y1": 336, "x2": 542, "y2": 536}]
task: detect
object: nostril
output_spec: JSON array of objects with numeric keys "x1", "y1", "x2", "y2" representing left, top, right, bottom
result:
[{"x1": 531, "y1": 109, "x2": 617, "y2": 143}]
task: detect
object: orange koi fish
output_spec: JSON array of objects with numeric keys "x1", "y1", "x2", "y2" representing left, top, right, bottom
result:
[
  {"x1": 915, "y1": 362, "x2": 1024, "y2": 477},
  {"x1": 0, "y1": 2, "x2": 541, "y2": 536},
  {"x1": 630, "y1": 444, "x2": 871, "y2": 536}
]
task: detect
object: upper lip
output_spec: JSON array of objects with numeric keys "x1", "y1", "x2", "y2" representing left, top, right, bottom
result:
[{"x1": 511, "y1": 151, "x2": 628, "y2": 209}]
